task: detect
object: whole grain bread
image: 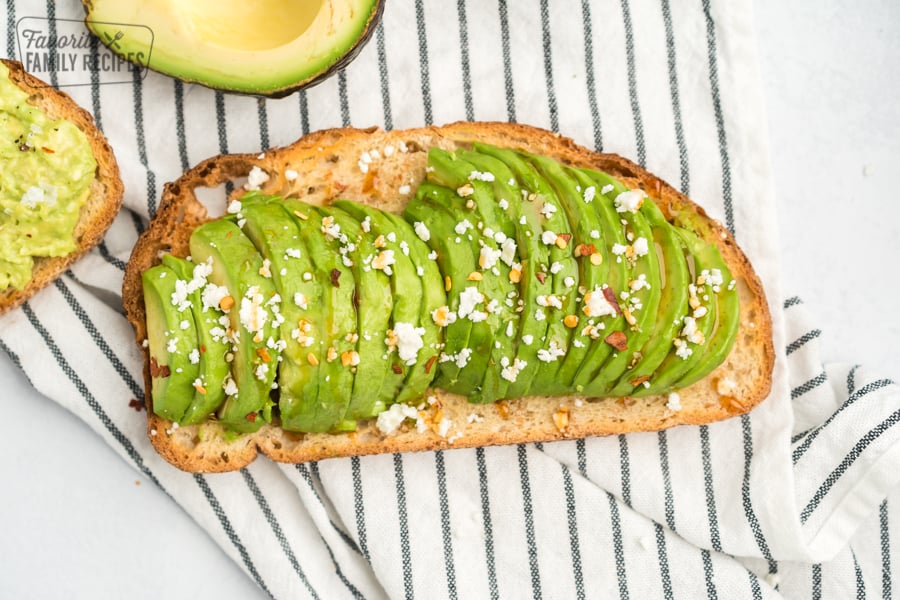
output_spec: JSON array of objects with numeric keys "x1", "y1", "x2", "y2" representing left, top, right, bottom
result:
[
  {"x1": 0, "y1": 59, "x2": 123, "y2": 315},
  {"x1": 122, "y1": 122, "x2": 774, "y2": 473}
]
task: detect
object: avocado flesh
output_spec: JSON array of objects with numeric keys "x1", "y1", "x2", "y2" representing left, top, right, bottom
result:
[
  {"x1": 274, "y1": 199, "x2": 357, "y2": 432},
  {"x1": 403, "y1": 185, "x2": 482, "y2": 394},
  {"x1": 159, "y1": 255, "x2": 231, "y2": 425},
  {"x1": 473, "y1": 144, "x2": 578, "y2": 397},
  {"x1": 189, "y1": 219, "x2": 280, "y2": 433},
  {"x1": 425, "y1": 149, "x2": 520, "y2": 404},
  {"x1": 142, "y1": 264, "x2": 201, "y2": 422},
  {"x1": 319, "y1": 205, "x2": 395, "y2": 422},
  {"x1": 608, "y1": 201, "x2": 690, "y2": 396},
  {"x1": 575, "y1": 174, "x2": 662, "y2": 397},
  {"x1": 454, "y1": 149, "x2": 542, "y2": 400},
  {"x1": 83, "y1": 0, "x2": 385, "y2": 97},
  {"x1": 235, "y1": 201, "x2": 324, "y2": 431}
]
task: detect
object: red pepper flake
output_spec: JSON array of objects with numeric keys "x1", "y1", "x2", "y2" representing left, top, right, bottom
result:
[
  {"x1": 392, "y1": 363, "x2": 404, "y2": 375},
  {"x1": 128, "y1": 398, "x2": 143, "y2": 412},
  {"x1": 604, "y1": 331, "x2": 628, "y2": 351},
  {"x1": 200, "y1": 345, "x2": 207, "y2": 354},
  {"x1": 425, "y1": 355, "x2": 438, "y2": 374},
  {"x1": 330, "y1": 269, "x2": 341, "y2": 287},
  {"x1": 333, "y1": 181, "x2": 348, "y2": 192},
  {"x1": 245, "y1": 412, "x2": 258, "y2": 423},
  {"x1": 536, "y1": 272, "x2": 547, "y2": 285},
  {"x1": 576, "y1": 243, "x2": 597, "y2": 257},
  {"x1": 149, "y1": 356, "x2": 170, "y2": 378},
  {"x1": 630, "y1": 375, "x2": 650, "y2": 387},
  {"x1": 602, "y1": 286, "x2": 621, "y2": 315},
  {"x1": 256, "y1": 347, "x2": 272, "y2": 362},
  {"x1": 41, "y1": 146, "x2": 55, "y2": 154},
  {"x1": 557, "y1": 233, "x2": 572, "y2": 243}
]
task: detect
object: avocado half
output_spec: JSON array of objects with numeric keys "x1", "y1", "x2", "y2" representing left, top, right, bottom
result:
[{"x1": 82, "y1": 0, "x2": 384, "y2": 98}]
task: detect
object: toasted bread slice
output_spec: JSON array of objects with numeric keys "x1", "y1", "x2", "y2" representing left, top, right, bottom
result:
[
  {"x1": 123, "y1": 123, "x2": 774, "y2": 472},
  {"x1": 0, "y1": 59, "x2": 123, "y2": 314}
]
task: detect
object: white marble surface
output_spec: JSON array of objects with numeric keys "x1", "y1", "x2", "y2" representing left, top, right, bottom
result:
[{"x1": 1, "y1": 3, "x2": 898, "y2": 598}]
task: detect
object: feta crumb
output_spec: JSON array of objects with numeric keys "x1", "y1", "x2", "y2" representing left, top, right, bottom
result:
[
  {"x1": 633, "y1": 237, "x2": 650, "y2": 257},
  {"x1": 600, "y1": 184, "x2": 615, "y2": 195},
  {"x1": 245, "y1": 166, "x2": 270, "y2": 190},
  {"x1": 413, "y1": 221, "x2": 431, "y2": 241},
  {"x1": 469, "y1": 170, "x2": 496, "y2": 182},
  {"x1": 376, "y1": 402, "x2": 420, "y2": 435},
  {"x1": 540, "y1": 202, "x2": 558, "y2": 218},
  {"x1": 501, "y1": 357, "x2": 528, "y2": 382},
  {"x1": 537, "y1": 341, "x2": 565, "y2": 362},
  {"x1": 399, "y1": 185, "x2": 411, "y2": 195},
  {"x1": 614, "y1": 189, "x2": 645, "y2": 213},
  {"x1": 582, "y1": 286, "x2": 617, "y2": 318},
  {"x1": 667, "y1": 392, "x2": 682, "y2": 411},
  {"x1": 393, "y1": 322, "x2": 426, "y2": 364},
  {"x1": 541, "y1": 230, "x2": 558, "y2": 245},
  {"x1": 458, "y1": 286, "x2": 485, "y2": 319},
  {"x1": 455, "y1": 219, "x2": 474, "y2": 235},
  {"x1": 716, "y1": 377, "x2": 737, "y2": 396},
  {"x1": 284, "y1": 169, "x2": 298, "y2": 181},
  {"x1": 583, "y1": 186, "x2": 596, "y2": 203},
  {"x1": 550, "y1": 261, "x2": 564, "y2": 275},
  {"x1": 590, "y1": 229, "x2": 600, "y2": 239}
]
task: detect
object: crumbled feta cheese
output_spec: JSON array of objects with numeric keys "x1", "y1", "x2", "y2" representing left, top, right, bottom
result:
[
  {"x1": 600, "y1": 184, "x2": 614, "y2": 195},
  {"x1": 717, "y1": 377, "x2": 737, "y2": 396},
  {"x1": 612, "y1": 243, "x2": 628, "y2": 256},
  {"x1": 590, "y1": 230, "x2": 600, "y2": 239},
  {"x1": 501, "y1": 357, "x2": 528, "y2": 382},
  {"x1": 667, "y1": 392, "x2": 682, "y2": 411},
  {"x1": 393, "y1": 322, "x2": 426, "y2": 364},
  {"x1": 293, "y1": 292, "x2": 308, "y2": 310},
  {"x1": 239, "y1": 287, "x2": 267, "y2": 333},
  {"x1": 541, "y1": 230, "x2": 558, "y2": 245},
  {"x1": 522, "y1": 334, "x2": 534, "y2": 345},
  {"x1": 633, "y1": 237, "x2": 650, "y2": 257},
  {"x1": 284, "y1": 169, "x2": 298, "y2": 181},
  {"x1": 630, "y1": 274, "x2": 651, "y2": 291},
  {"x1": 458, "y1": 286, "x2": 485, "y2": 319},
  {"x1": 455, "y1": 219, "x2": 474, "y2": 235},
  {"x1": 550, "y1": 261, "x2": 564, "y2": 275},
  {"x1": 564, "y1": 276, "x2": 575, "y2": 288},
  {"x1": 537, "y1": 341, "x2": 565, "y2": 362},
  {"x1": 414, "y1": 221, "x2": 431, "y2": 241},
  {"x1": 399, "y1": 185, "x2": 411, "y2": 195},
  {"x1": 226, "y1": 199, "x2": 242, "y2": 214},
  {"x1": 582, "y1": 286, "x2": 617, "y2": 318},
  {"x1": 455, "y1": 348, "x2": 473, "y2": 368},
  {"x1": 614, "y1": 189, "x2": 645, "y2": 213},
  {"x1": 469, "y1": 170, "x2": 496, "y2": 182},
  {"x1": 500, "y1": 238, "x2": 517, "y2": 266},
  {"x1": 376, "y1": 402, "x2": 420, "y2": 435},
  {"x1": 540, "y1": 202, "x2": 558, "y2": 218},
  {"x1": 431, "y1": 306, "x2": 457, "y2": 327},
  {"x1": 245, "y1": 166, "x2": 270, "y2": 190},
  {"x1": 479, "y1": 246, "x2": 502, "y2": 270},
  {"x1": 223, "y1": 377, "x2": 238, "y2": 396},
  {"x1": 583, "y1": 186, "x2": 596, "y2": 203}
]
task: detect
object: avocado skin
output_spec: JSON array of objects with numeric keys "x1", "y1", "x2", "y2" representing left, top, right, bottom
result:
[
  {"x1": 159, "y1": 254, "x2": 231, "y2": 425},
  {"x1": 189, "y1": 219, "x2": 279, "y2": 433},
  {"x1": 142, "y1": 263, "x2": 200, "y2": 423}
]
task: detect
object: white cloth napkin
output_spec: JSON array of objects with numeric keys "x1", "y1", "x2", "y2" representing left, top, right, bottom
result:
[{"x1": 2, "y1": 0, "x2": 898, "y2": 597}]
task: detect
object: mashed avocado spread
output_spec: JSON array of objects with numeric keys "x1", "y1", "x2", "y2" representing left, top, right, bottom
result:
[{"x1": 0, "y1": 61, "x2": 96, "y2": 291}]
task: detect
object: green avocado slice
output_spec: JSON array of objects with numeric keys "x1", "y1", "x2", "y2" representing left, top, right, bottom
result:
[
  {"x1": 426, "y1": 148, "x2": 520, "y2": 404},
  {"x1": 454, "y1": 148, "x2": 545, "y2": 399},
  {"x1": 142, "y1": 263, "x2": 201, "y2": 423},
  {"x1": 159, "y1": 255, "x2": 231, "y2": 425},
  {"x1": 472, "y1": 144, "x2": 578, "y2": 397},
  {"x1": 608, "y1": 201, "x2": 690, "y2": 396},
  {"x1": 236, "y1": 201, "x2": 324, "y2": 431},
  {"x1": 575, "y1": 174, "x2": 662, "y2": 397},
  {"x1": 189, "y1": 219, "x2": 280, "y2": 433},
  {"x1": 403, "y1": 183, "x2": 483, "y2": 394},
  {"x1": 381, "y1": 211, "x2": 447, "y2": 404},
  {"x1": 319, "y1": 204, "x2": 395, "y2": 422},
  {"x1": 274, "y1": 198, "x2": 358, "y2": 432}
]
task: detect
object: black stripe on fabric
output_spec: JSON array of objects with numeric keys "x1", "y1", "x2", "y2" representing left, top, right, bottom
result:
[
  {"x1": 800, "y1": 407, "x2": 900, "y2": 523},
  {"x1": 21, "y1": 303, "x2": 163, "y2": 489},
  {"x1": 88, "y1": 35, "x2": 103, "y2": 132},
  {"x1": 375, "y1": 23, "x2": 394, "y2": 130},
  {"x1": 241, "y1": 469, "x2": 320, "y2": 599},
  {"x1": 193, "y1": 474, "x2": 274, "y2": 600},
  {"x1": 579, "y1": 0, "x2": 602, "y2": 151},
  {"x1": 660, "y1": 0, "x2": 690, "y2": 193},
  {"x1": 45, "y1": 1, "x2": 59, "y2": 88},
  {"x1": 538, "y1": 0, "x2": 559, "y2": 132},
  {"x1": 434, "y1": 451, "x2": 458, "y2": 600},
  {"x1": 786, "y1": 329, "x2": 821, "y2": 355},
  {"x1": 606, "y1": 492, "x2": 629, "y2": 600},
  {"x1": 791, "y1": 429, "x2": 811, "y2": 445},
  {"x1": 517, "y1": 444, "x2": 543, "y2": 599},
  {"x1": 54, "y1": 279, "x2": 143, "y2": 399},
  {"x1": 701, "y1": 0, "x2": 734, "y2": 233},
  {"x1": 298, "y1": 90, "x2": 310, "y2": 136},
  {"x1": 881, "y1": 501, "x2": 892, "y2": 599},
  {"x1": 393, "y1": 453, "x2": 414, "y2": 600},
  {"x1": 700, "y1": 549, "x2": 718, "y2": 600},
  {"x1": 658, "y1": 431, "x2": 676, "y2": 531},
  {"x1": 618, "y1": 434, "x2": 632, "y2": 506},
  {"x1": 131, "y1": 66, "x2": 157, "y2": 217},
  {"x1": 847, "y1": 364, "x2": 860, "y2": 395},
  {"x1": 294, "y1": 464, "x2": 363, "y2": 556},
  {"x1": 497, "y1": 0, "x2": 516, "y2": 123},
  {"x1": 812, "y1": 563, "x2": 822, "y2": 599},
  {"x1": 791, "y1": 371, "x2": 827, "y2": 400},
  {"x1": 783, "y1": 296, "x2": 802, "y2": 309},
  {"x1": 338, "y1": 70, "x2": 351, "y2": 127},
  {"x1": 5, "y1": 0, "x2": 14, "y2": 57},
  {"x1": 793, "y1": 378, "x2": 895, "y2": 464},
  {"x1": 653, "y1": 523, "x2": 674, "y2": 600},
  {"x1": 174, "y1": 80, "x2": 190, "y2": 172},
  {"x1": 748, "y1": 571, "x2": 762, "y2": 600},
  {"x1": 316, "y1": 532, "x2": 366, "y2": 600},
  {"x1": 97, "y1": 241, "x2": 127, "y2": 272},
  {"x1": 129, "y1": 206, "x2": 147, "y2": 236},
  {"x1": 619, "y1": 0, "x2": 647, "y2": 166},
  {"x1": 350, "y1": 457, "x2": 371, "y2": 562},
  {"x1": 560, "y1": 465, "x2": 585, "y2": 600},
  {"x1": 456, "y1": 0, "x2": 474, "y2": 122},
  {"x1": 853, "y1": 550, "x2": 867, "y2": 599},
  {"x1": 576, "y1": 438, "x2": 587, "y2": 478},
  {"x1": 413, "y1": 0, "x2": 433, "y2": 125},
  {"x1": 700, "y1": 426, "x2": 722, "y2": 551},
  {"x1": 740, "y1": 415, "x2": 776, "y2": 572},
  {"x1": 475, "y1": 448, "x2": 500, "y2": 600},
  {"x1": 215, "y1": 91, "x2": 229, "y2": 153},
  {"x1": 257, "y1": 99, "x2": 270, "y2": 149}
]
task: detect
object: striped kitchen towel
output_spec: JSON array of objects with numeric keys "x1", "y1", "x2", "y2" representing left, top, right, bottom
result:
[{"x1": 2, "y1": 0, "x2": 898, "y2": 598}]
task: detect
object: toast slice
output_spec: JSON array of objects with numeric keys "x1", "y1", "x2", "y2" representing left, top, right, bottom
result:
[
  {"x1": 0, "y1": 59, "x2": 123, "y2": 314},
  {"x1": 122, "y1": 122, "x2": 774, "y2": 472}
]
